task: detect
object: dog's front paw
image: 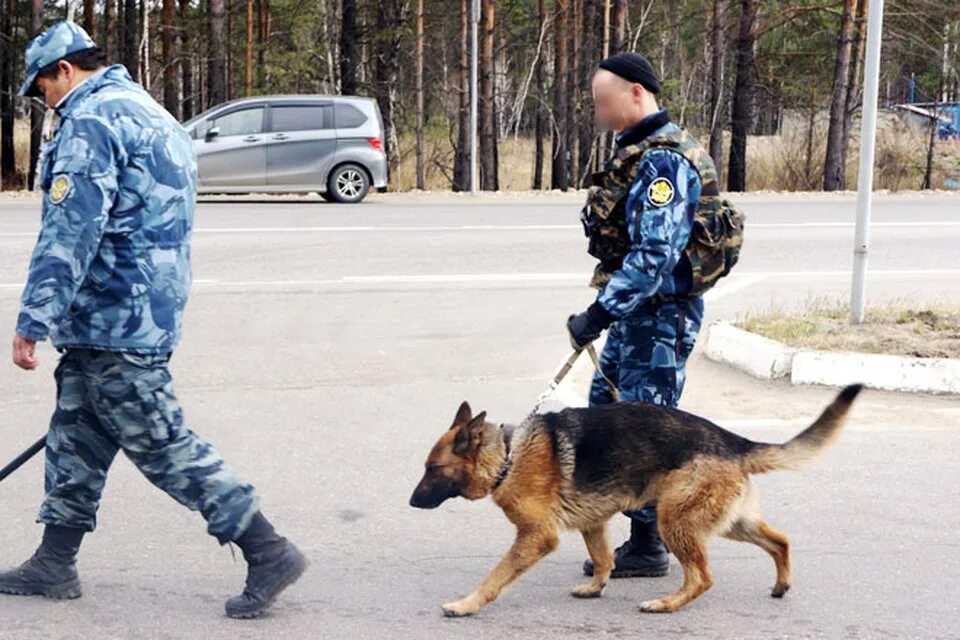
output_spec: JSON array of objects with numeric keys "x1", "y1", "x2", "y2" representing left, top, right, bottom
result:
[
  {"x1": 639, "y1": 598, "x2": 673, "y2": 613},
  {"x1": 442, "y1": 598, "x2": 480, "y2": 617},
  {"x1": 571, "y1": 582, "x2": 605, "y2": 599}
]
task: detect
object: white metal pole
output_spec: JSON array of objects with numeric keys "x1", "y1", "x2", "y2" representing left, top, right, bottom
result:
[
  {"x1": 470, "y1": 0, "x2": 480, "y2": 195},
  {"x1": 850, "y1": 0, "x2": 885, "y2": 324}
]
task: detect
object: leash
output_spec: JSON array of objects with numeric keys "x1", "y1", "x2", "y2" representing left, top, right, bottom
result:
[
  {"x1": 497, "y1": 342, "x2": 622, "y2": 491},
  {"x1": 527, "y1": 343, "x2": 619, "y2": 418},
  {"x1": 0, "y1": 436, "x2": 46, "y2": 485},
  {"x1": 584, "y1": 343, "x2": 620, "y2": 403}
]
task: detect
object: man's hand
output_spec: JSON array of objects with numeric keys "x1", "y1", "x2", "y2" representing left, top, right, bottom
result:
[
  {"x1": 12, "y1": 334, "x2": 38, "y2": 370},
  {"x1": 567, "y1": 302, "x2": 614, "y2": 350}
]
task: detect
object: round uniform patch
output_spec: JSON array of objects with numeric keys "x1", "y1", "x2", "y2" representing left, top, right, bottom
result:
[
  {"x1": 49, "y1": 174, "x2": 72, "y2": 205},
  {"x1": 647, "y1": 177, "x2": 674, "y2": 206}
]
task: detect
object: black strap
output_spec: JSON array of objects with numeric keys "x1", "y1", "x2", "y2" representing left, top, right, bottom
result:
[{"x1": 491, "y1": 425, "x2": 514, "y2": 491}]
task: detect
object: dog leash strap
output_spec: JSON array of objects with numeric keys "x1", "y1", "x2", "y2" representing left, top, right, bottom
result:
[
  {"x1": 529, "y1": 343, "x2": 620, "y2": 416},
  {"x1": 529, "y1": 349, "x2": 583, "y2": 416},
  {"x1": 551, "y1": 349, "x2": 583, "y2": 386},
  {"x1": 586, "y1": 343, "x2": 620, "y2": 403}
]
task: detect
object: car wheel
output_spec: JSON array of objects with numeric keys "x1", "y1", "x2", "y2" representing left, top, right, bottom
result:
[{"x1": 327, "y1": 164, "x2": 370, "y2": 203}]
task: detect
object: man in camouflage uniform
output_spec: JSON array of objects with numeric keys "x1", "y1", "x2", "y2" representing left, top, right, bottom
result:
[
  {"x1": 3, "y1": 21, "x2": 306, "y2": 618},
  {"x1": 568, "y1": 53, "x2": 712, "y2": 579}
]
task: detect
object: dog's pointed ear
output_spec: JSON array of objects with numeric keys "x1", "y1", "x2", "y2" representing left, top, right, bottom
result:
[
  {"x1": 453, "y1": 411, "x2": 488, "y2": 455},
  {"x1": 451, "y1": 401, "x2": 473, "y2": 429},
  {"x1": 467, "y1": 412, "x2": 487, "y2": 432}
]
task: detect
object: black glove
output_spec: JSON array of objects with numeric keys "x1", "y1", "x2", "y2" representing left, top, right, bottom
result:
[{"x1": 567, "y1": 302, "x2": 614, "y2": 350}]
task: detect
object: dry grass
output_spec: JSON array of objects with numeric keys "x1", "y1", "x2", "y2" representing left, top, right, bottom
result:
[
  {"x1": 11, "y1": 110, "x2": 956, "y2": 193},
  {"x1": 738, "y1": 299, "x2": 960, "y2": 359},
  {"x1": 390, "y1": 127, "x2": 556, "y2": 192},
  {"x1": 736, "y1": 115, "x2": 960, "y2": 192},
  {"x1": 2, "y1": 118, "x2": 31, "y2": 190},
  {"x1": 388, "y1": 108, "x2": 960, "y2": 193}
]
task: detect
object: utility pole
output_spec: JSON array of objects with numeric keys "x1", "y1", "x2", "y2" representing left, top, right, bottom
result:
[{"x1": 850, "y1": 0, "x2": 885, "y2": 324}]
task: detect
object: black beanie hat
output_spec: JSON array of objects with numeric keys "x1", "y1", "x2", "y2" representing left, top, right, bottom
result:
[{"x1": 597, "y1": 52, "x2": 660, "y2": 94}]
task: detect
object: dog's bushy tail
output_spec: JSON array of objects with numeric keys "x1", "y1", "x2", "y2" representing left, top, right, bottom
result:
[{"x1": 743, "y1": 384, "x2": 863, "y2": 474}]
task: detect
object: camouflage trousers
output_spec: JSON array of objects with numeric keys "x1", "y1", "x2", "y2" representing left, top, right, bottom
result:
[
  {"x1": 588, "y1": 298, "x2": 704, "y2": 523},
  {"x1": 38, "y1": 349, "x2": 259, "y2": 544}
]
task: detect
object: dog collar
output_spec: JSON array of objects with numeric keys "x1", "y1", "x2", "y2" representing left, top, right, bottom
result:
[{"x1": 492, "y1": 424, "x2": 514, "y2": 491}]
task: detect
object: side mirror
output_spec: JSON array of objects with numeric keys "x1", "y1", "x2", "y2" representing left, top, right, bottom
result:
[{"x1": 205, "y1": 126, "x2": 220, "y2": 142}]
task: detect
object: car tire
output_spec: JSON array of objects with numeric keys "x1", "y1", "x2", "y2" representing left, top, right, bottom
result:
[{"x1": 326, "y1": 164, "x2": 370, "y2": 203}]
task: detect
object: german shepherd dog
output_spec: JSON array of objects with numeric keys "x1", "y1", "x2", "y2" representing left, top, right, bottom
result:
[{"x1": 409, "y1": 384, "x2": 862, "y2": 617}]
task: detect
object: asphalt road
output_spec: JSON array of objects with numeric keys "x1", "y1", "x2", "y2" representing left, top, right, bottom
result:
[{"x1": 0, "y1": 192, "x2": 958, "y2": 639}]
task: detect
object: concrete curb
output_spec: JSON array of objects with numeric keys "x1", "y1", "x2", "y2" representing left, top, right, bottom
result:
[
  {"x1": 704, "y1": 321, "x2": 794, "y2": 380},
  {"x1": 703, "y1": 320, "x2": 960, "y2": 395},
  {"x1": 791, "y1": 350, "x2": 960, "y2": 394}
]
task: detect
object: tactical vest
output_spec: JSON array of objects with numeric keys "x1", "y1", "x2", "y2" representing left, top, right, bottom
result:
[{"x1": 580, "y1": 128, "x2": 745, "y2": 296}]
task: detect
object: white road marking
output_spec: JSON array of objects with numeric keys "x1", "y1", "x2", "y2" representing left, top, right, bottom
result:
[
  {"x1": 182, "y1": 274, "x2": 586, "y2": 288},
  {"x1": 932, "y1": 408, "x2": 960, "y2": 418},
  {"x1": 748, "y1": 221, "x2": 960, "y2": 228},
  {"x1": 343, "y1": 273, "x2": 586, "y2": 283},
  {"x1": 195, "y1": 224, "x2": 582, "y2": 233},
  {"x1": 186, "y1": 274, "x2": 588, "y2": 287},
  {"x1": 0, "y1": 225, "x2": 581, "y2": 238},
  {"x1": 189, "y1": 268, "x2": 960, "y2": 287},
  {"x1": 2, "y1": 268, "x2": 960, "y2": 293},
  {"x1": 1, "y1": 220, "x2": 959, "y2": 238},
  {"x1": 728, "y1": 269, "x2": 960, "y2": 277},
  {"x1": 703, "y1": 274, "x2": 769, "y2": 301},
  {"x1": 191, "y1": 278, "x2": 338, "y2": 286}
]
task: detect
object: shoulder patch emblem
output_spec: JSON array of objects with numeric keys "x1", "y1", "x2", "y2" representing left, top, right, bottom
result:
[
  {"x1": 647, "y1": 177, "x2": 674, "y2": 206},
  {"x1": 49, "y1": 174, "x2": 72, "y2": 205}
]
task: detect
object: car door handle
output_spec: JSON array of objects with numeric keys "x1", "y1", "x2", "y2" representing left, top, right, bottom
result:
[
  {"x1": 243, "y1": 136, "x2": 260, "y2": 142},
  {"x1": 272, "y1": 134, "x2": 289, "y2": 141}
]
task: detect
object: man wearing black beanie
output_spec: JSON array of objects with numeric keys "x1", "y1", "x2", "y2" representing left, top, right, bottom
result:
[{"x1": 568, "y1": 53, "x2": 724, "y2": 581}]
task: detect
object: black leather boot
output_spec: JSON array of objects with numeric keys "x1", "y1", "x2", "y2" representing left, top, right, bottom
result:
[
  {"x1": 582, "y1": 518, "x2": 669, "y2": 578},
  {"x1": 225, "y1": 512, "x2": 307, "y2": 619},
  {"x1": 0, "y1": 525, "x2": 84, "y2": 599}
]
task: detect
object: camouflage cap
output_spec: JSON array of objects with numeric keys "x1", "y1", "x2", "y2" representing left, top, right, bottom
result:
[{"x1": 19, "y1": 21, "x2": 97, "y2": 97}]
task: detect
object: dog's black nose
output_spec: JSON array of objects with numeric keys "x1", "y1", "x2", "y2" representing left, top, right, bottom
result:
[{"x1": 409, "y1": 491, "x2": 438, "y2": 509}]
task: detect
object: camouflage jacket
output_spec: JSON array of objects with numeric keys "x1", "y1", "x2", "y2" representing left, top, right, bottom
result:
[
  {"x1": 17, "y1": 65, "x2": 197, "y2": 353},
  {"x1": 589, "y1": 112, "x2": 702, "y2": 319}
]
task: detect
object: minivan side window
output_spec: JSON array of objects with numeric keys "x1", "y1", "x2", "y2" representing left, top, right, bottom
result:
[
  {"x1": 207, "y1": 108, "x2": 265, "y2": 137},
  {"x1": 334, "y1": 103, "x2": 368, "y2": 128},
  {"x1": 271, "y1": 105, "x2": 333, "y2": 132}
]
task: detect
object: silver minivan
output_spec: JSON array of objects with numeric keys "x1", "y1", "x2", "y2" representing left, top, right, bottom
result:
[{"x1": 183, "y1": 95, "x2": 387, "y2": 203}]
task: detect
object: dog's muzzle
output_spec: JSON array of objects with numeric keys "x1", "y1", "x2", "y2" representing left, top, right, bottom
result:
[{"x1": 409, "y1": 477, "x2": 460, "y2": 509}]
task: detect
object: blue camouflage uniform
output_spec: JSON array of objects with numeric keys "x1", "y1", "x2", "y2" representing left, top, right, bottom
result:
[
  {"x1": 16, "y1": 21, "x2": 258, "y2": 544},
  {"x1": 589, "y1": 111, "x2": 706, "y2": 523}
]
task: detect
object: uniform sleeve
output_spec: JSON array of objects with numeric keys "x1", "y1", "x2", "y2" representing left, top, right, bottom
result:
[
  {"x1": 16, "y1": 115, "x2": 123, "y2": 341},
  {"x1": 596, "y1": 148, "x2": 699, "y2": 319}
]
